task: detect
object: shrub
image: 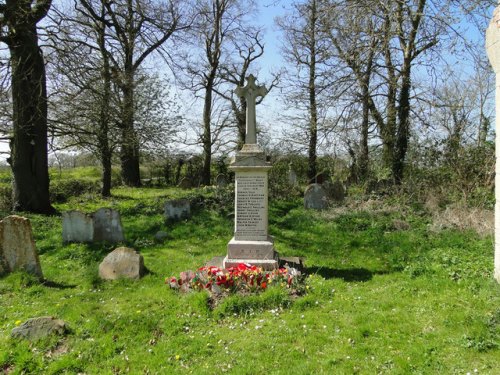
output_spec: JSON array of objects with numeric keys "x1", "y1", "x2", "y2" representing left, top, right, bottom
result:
[{"x1": 50, "y1": 179, "x2": 100, "y2": 203}]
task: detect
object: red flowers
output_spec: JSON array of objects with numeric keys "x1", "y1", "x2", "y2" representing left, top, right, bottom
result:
[{"x1": 168, "y1": 263, "x2": 299, "y2": 294}]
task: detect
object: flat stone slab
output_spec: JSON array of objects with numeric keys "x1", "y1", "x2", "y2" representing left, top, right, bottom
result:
[
  {"x1": 279, "y1": 256, "x2": 306, "y2": 273},
  {"x1": 0, "y1": 215, "x2": 43, "y2": 278},
  {"x1": 99, "y1": 247, "x2": 145, "y2": 280},
  {"x1": 11, "y1": 316, "x2": 67, "y2": 340}
]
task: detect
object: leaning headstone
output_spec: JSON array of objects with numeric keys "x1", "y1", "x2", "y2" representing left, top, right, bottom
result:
[
  {"x1": 98, "y1": 247, "x2": 145, "y2": 280},
  {"x1": 216, "y1": 174, "x2": 228, "y2": 188},
  {"x1": 93, "y1": 208, "x2": 125, "y2": 243},
  {"x1": 11, "y1": 316, "x2": 67, "y2": 340},
  {"x1": 486, "y1": 3, "x2": 500, "y2": 283},
  {"x1": 304, "y1": 184, "x2": 328, "y2": 210},
  {"x1": 164, "y1": 199, "x2": 191, "y2": 221},
  {"x1": 62, "y1": 210, "x2": 94, "y2": 243},
  {"x1": 0, "y1": 216, "x2": 43, "y2": 278}
]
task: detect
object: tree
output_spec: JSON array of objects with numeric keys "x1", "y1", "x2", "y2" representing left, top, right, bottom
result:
[
  {"x1": 277, "y1": 0, "x2": 333, "y2": 183},
  {"x1": 178, "y1": 0, "x2": 256, "y2": 185},
  {"x1": 321, "y1": 1, "x2": 380, "y2": 182},
  {"x1": 102, "y1": 0, "x2": 188, "y2": 186},
  {"x1": 49, "y1": 0, "x2": 189, "y2": 191},
  {"x1": 322, "y1": 0, "x2": 443, "y2": 184},
  {"x1": 0, "y1": 0, "x2": 55, "y2": 213}
]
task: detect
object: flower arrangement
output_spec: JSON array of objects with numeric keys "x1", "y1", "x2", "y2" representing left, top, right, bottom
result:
[{"x1": 167, "y1": 263, "x2": 303, "y2": 295}]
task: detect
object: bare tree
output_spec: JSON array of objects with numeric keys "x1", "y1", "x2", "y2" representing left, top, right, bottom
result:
[
  {"x1": 102, "y1": 0, "x2": 189, "y2": 186},
  {"x1": 0, "y1": 0, "x2": 55, "y2": 213},
  {"x1": 178, "y1": 0, "x2": 256, "y2": 185},
  {"x1": 277, "y1": 0, "x2": 333, "y2": 183}
]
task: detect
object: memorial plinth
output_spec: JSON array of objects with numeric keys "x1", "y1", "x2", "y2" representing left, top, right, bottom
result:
[
  {"x1": 224, "y1": 145, "x2": 279, "y2": 270},
  {"x1": 223, "y1": 75, "x2": 279, "y2": 270},
  {"x1": 486, "y1": 3, "x2": 500, "y2": 283}
]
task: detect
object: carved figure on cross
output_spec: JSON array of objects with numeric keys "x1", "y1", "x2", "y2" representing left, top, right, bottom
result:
[{"x1": 235, "y1": 74, "x2": 268, "y2": 145}]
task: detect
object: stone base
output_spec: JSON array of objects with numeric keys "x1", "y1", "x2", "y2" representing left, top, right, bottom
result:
[
  {"x1": 227, "y1": 237, "x2": 275, "y2": 259},
  {"x1": 224, "y1": 236, "x2": 278, "y2": 270},
  {"x1": 223, "y1": 256, "x2": 279, "y2": 271}
]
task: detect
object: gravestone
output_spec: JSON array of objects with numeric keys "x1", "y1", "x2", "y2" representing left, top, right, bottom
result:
[
  {"x1": 98, "y1": 247, "x2": 145, "y2": 280},
  {"x1": 93, "y1": 208, "x2": 125, "y2": 243},
  {"x1": 11, "y1": 317, "x2": 67, "y2": 340},
  {"x1": 288, "y1": 164, "x2": 298, "y2": 186},
  {"x1": 486, "y1": 3, "x2": 500, "y2": 283},
  {"x1": 325, "y1": 179, "x2": 345, "y2": 203},
  {"x1": 62, "y1": 209, "x2": 125, "y2": 243},
  {"x1": 0, "y1": 216, "x2": 43, "y2": 278},
  {"x1": 216, "y1": 174, "x2": 228, "y2": 188},
  {"x1": 224, "y1": 75, "x2": 279, "y2": 270},
  {"x1": 62, "y1": 210, "x2": 94, "y2": 243},
  {"x1": 154, "y1": 230, "x2": 169, "y2": 242},
  {"x1": 164, "y1": 199, "x2": 191, "y2": 221},
  {"x1": 304, "y1": 184, "x2": 328, "y2": 210}
]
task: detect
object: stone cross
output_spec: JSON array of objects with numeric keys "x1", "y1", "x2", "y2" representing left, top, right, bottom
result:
[
  {"x1": 235, "y1": 74, "x2": 268, "y2": 145},
  {"x1": 486, "y1": 2, "x2": 500, "y2": 283}
]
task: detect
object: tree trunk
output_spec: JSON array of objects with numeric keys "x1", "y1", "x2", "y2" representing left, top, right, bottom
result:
[
  {"x1": 120, "y1": 75, "x2": 141, "y2": 187},
  {"x1": 393, "y1": 64, "x2": 412, "y2": 185},
  {"x1": 98, "y1": 12, "x2": 112, "y2": 197},
  {"x1": 9, "y1": 18, "x2": 55, "y2": 214},
  {"x1": 358, "y1": 82, "x2": 370, "y2": 181},
  {"x1": 201, "y1": 82, "x2": 213, "y2": 186},
  {"x1": 307, "y1": 0, "x2": 318, "y2": 184}
]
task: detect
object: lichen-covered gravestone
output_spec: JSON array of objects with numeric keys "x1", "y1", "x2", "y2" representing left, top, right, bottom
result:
[
  {"x1": 92, "y1": 208, "x2": 125, "y2": 243},
  {"x1": 486, "y1": 2, "x2": 500, "y2": 283},
  {"x1": 62, "y1": 210, "x2": 94, "y2": 243},
  {"x1": 164, "y1": 199, "x2": 191, "y2": 221},
  {"x1": 0, "y1": 215, "x2": 43, "y2": 278},
  {"x1": 98, "y1": 247, "x2": 145, "y2": 280},
  {"x1": 304, "y1": 184, "x2": 328, "y2": 210},
  {"x1": 62, "y1": 208, "x2": 125, "y2": 243}
]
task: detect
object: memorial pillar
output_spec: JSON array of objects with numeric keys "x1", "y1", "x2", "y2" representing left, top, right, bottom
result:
[{"x1": 223, "y1": 75, "x2": 279, "y2": 270}]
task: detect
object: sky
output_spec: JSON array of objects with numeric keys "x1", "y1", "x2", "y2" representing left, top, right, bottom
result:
[{"x1": 0, "y1": 0, "x2": 497, "y2": 162}]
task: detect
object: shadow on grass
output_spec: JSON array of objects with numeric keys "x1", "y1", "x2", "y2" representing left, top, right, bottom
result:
[
  {"x1": 307, "y1": 266, "x2": 389, "y2": 282},
  {"x1": 41, "y1": 279, "x2": 77, "y2": 289}
]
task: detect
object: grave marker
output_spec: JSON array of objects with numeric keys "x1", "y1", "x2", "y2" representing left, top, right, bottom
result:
[{"x1": 224, "y1": 75, "x2": 278, "y2": 270}]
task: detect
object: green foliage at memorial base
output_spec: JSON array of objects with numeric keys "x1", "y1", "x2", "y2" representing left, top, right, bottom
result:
[{"x1": 0, "y1": 185, "x2": 499, "y2": 374}]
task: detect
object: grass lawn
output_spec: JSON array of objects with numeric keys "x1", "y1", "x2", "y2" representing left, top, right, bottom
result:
[{"x1": 0, "y1": 186, "x2": 499, "y2": 374}]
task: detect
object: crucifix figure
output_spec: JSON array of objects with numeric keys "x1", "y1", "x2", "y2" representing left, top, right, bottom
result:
[{"x1": 235, "y1": 74, "x2": 268, "y2": 145}]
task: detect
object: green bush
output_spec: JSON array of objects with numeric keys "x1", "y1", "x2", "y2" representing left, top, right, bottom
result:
[{"x1": 50, "y1": 179, "x2": 101, "y2": 203}]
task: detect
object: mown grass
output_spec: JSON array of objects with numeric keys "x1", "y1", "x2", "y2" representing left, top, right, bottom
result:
[{"x1": 0, "y1": 179, "x2": 499, "y2": 374}]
